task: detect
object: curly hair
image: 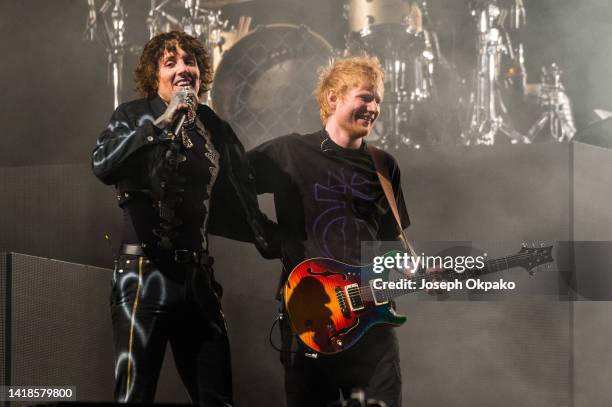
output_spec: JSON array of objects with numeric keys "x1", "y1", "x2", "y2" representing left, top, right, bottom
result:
[
  {"x1": 134, "y1": 31, "x2": 213, "y2": 98},
  {"x1": 313, "y1": 56, "x2": 385, "y2": 124}
]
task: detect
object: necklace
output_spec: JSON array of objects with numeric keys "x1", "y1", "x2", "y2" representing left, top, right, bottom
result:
[{"x1": 181, "y1": 130, "x2": 194, "y2": 149}]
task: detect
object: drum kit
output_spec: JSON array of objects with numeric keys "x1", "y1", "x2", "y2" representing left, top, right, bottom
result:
[{"x1": 84, "y1": 0, "x2": 576, "y2": 150}]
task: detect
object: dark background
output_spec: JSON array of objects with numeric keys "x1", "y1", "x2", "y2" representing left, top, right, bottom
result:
[{"x1": 0, "y1": 0, "x2": 611, "y2": 166}]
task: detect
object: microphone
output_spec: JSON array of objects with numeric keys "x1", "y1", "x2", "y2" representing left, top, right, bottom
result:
[
  {"x1": 170, "y1": 86, "x2": 195, "y2": 135},
  {"x1": 171, "y1": 109, "x2": 187, "y2": 136},
  {"x1": 320, "y1": 137, "x2": 335, "y2": 154}
]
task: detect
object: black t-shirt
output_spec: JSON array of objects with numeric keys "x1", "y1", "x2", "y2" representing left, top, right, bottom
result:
[
  {"x1": 248, "y1": 129, "x2": 410, "y2": 272},
  {"x1": 121, "y1": 124, "x2": 219, "y2": 252}
]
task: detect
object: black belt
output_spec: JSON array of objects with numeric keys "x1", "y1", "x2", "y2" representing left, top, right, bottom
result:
[{"x1": 119, "y1": 244, "x2": 214, "y2": 266}]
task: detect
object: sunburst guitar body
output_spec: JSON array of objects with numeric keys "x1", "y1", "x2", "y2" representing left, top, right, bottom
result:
[{"x1": 284, "y1": 258, "x2": 405, "y2": 354}]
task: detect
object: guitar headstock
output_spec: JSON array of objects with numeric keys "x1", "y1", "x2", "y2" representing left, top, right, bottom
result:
[{"x1": 517, "y1": 242, "x2": 554, "y2": 275}]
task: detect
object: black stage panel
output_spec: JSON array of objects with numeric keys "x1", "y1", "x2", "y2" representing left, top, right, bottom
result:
[
  {"x1": 0, "y1": 253, "x2": 113, "y2": 404},
  {"x1": 396, "y1": 300, "x2": 572, "y2": 407},
  {"x1": 570, "y1": 142, "x2": 612, "y2": 407},
  {"x1": 573, "y1": 141, "x2": 612, "y2": 240},
  {"x1": 394, "y1": 142, "x2": 571, "y2": 242},
  {"x1": 0, "y1": 254, "x2": 6, "y2": 389},
  {"x1": 0, "y1": 253, "x2": 190, "y2": 405}
]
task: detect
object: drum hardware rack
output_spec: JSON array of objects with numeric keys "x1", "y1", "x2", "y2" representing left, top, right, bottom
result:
[{"x1": 84, "y1": 0, "x2": 576, "y2": 147}]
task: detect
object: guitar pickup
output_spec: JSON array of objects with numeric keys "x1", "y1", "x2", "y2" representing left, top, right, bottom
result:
[
  {"x1": 335, "y1": 287, "x2": 351, "y2": 318},
  {"x1": 369, "y1": 280, "x2": 389, "y2": 306},
  {"x1": 345, "y1": 284, "x2": 364, "y2": 311}
]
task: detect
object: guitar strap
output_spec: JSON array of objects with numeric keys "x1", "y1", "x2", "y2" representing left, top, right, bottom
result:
[{"x1": 368, "y1": 144, "x2": 419, "y2": 260}]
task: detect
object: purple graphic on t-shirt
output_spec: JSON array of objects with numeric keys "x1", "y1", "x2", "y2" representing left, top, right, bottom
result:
[{"x1": 312, "y1": 168, "x2": 381, "y2": 260}]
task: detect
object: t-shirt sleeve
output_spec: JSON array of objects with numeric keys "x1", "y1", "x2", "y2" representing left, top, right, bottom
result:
[{"x1": 378, "y1": 152, "x2": 410, "y2": 240}]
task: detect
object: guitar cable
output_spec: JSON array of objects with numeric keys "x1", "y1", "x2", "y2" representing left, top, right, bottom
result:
[
  {"x1": 268, "y1": 311, "x2": 303, "y2": 355},
  {"x1": 268, "y1": 312, "x2": 283, "y2": 352}
]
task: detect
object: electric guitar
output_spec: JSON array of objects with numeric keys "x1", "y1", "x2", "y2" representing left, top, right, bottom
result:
[{"x1": 283, "y1": 244, "x2": 554, "y2": 354}]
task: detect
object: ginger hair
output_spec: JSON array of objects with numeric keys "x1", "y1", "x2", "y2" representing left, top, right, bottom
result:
[{"x1": 313, "y1": 56, "x2": 384, "y2": 123}]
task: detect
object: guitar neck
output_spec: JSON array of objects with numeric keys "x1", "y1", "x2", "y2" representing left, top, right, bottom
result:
[{"x1": 382, "y1": 253, "x2": 529, "y2": 300}]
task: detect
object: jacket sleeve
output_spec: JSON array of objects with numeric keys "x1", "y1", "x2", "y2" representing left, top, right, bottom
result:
[
  {"x1": 207, "y1": 120, "x2": 283, "y2": 259},
  {"x1": 246, "y1": 137, "x2": 290, "y2": 194},
  {"x1": 91, "y1": 103, "x2": 164, "y2": 185}
]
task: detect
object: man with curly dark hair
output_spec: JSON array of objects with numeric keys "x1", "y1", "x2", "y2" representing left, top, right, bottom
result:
[
  {"x1": 134, "y1": 31, "x2": 213, "y2": 99},
  {"x1": 92, "y1": 31, "x2": 278, "y2": 405}
]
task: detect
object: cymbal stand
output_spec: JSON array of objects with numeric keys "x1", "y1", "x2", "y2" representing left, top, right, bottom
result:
[
  {"x1": 463, "y1": 1, "x2": 527, "y2": 145},
  {"x1": 528, "y1": 64, "x2": 576, "y2": 142},
  {"x1": 415, "y1": 2, "x2": 436, "y2": 102},
  {"x1": 182, "y1": 0, "x2": 227, "y2": 49},
  {"x1": 147, "y1": 1, "x2": 227, "y2": 49},
  {"x1": 147, "y1": 0, "x2": 179, "y2": 39},
  {"x1": 84, "y1": 0, "x2": 127, "y2": 108},
  {"x1": 377, "y1": 47, "x2": 414, "y2": 150}
]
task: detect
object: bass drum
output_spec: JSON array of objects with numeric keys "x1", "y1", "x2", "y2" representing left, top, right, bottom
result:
[
  {"x1": 347, "y1": 0, "x2": 417, "y2": 34},
  {"x1": 211, "y1": 24, "x2": 334, "y2": 149}
]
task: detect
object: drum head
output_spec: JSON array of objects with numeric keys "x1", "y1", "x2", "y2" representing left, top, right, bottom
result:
[{"x1": 211, "y1": 24, "x2": 334, "y2": 148}]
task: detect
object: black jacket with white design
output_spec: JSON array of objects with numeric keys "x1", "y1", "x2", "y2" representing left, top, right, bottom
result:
[{"x1": 92, "y1": 95, "x2": 280, "y2": 259}]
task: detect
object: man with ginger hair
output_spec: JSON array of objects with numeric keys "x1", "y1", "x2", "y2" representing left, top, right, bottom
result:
[{"x1": 248, "y1": 56, "x2": 409, "y2": 407}]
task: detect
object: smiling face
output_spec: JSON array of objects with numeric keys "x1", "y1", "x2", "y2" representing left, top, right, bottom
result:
[
  {"x1": 329, "y1": 84, "x2": 382, "y2": 139},
  {"x1": 156, "y1": 44, "x2": 200, "y2": 103}
]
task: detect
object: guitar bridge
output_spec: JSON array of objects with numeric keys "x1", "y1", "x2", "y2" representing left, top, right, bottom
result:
[{"x1": 345, "y1": 284, "x2": 364, "y2": 311}]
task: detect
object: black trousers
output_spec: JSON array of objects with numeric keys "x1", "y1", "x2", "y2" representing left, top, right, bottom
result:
[
  {"x1": 280, "y1": 318, "x2": 402, "y2": 407},
  {"x1": 110, "y1": 254, "x2": 233, "y2": 406}
]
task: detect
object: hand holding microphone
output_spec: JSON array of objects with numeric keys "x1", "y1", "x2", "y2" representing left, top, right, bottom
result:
[{"x1": 155, "y1": 86, "x2": 198, "y2": 134}]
